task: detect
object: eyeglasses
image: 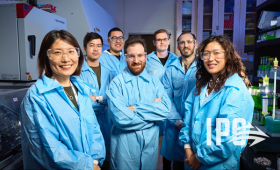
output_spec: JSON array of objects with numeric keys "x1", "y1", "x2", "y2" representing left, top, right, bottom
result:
[
  {"x1": 200, "y1": 50, "x2": 225, "y2": 60},
  {"x1": 109, "y1": 36, "x2": 125, "y2": 42},
  {"x1": 87, "y1": 43, "x2": 102, "y2": 49},
  {"x1": 155, "y1": 38, "x2": 169, "y2": 43},
  {"x1": 177, "y1": 39, "x2": 196, "y2": 46},
  {"x1": 47, "y1": 47, "x2": 80, "y2": 60},
  {"x1": 125, "y1": 52, "x2": 147, "y2": 61}
]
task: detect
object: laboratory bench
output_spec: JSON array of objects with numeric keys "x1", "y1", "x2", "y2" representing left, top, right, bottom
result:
[{"x1": 240, "y1": 119, "x2": 280, "y2": 170}]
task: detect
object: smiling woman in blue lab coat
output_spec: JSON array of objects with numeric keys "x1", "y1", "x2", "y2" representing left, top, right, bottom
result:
[
  {"x1": 20, "y1": 30, "x2": 105, "y2": 170},
  {"x1": 179, "y1": 35, "x2": 254, "y2": 170}
]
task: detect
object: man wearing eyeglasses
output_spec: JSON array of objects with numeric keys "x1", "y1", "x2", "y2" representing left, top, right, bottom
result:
[
  {"x1": 146, "y1": 29, "x2": 178, "y2": 81},
  {"x1": 79, "y1": 32, "x2": 116, "y2": 170},
  {"x1": 106, "y1": 36, "x2": 171, "y2": 170},
  {"x1": 160, "y1": 32, "x2": 198, "y2": 170},
  {"x1": 99, "y1": 27, "x2": 127, "y2": 75}
]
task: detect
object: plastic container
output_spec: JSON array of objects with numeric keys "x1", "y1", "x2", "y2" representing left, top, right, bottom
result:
[
  {"x1": 265, "y1": 116, "x2": 280, "y2": 133},
  {"x1": 276, "y1": 109, "x2": 280, "y2": 119}
]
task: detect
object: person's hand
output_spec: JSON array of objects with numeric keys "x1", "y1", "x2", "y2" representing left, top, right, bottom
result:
[
  {"x1": 178, "y1": 123, "x2": 183, "y2": 130},
  {"x1": 184, "y1": 148, "x2": 194, "y2": 163},
  {"x1": 153, "y1": 98, "x2": 162, "y2": 103},
  {"x1": 186, "y1": 154, "x2": 201, "y2": 170},
  {"x1": 93, "y1": 163, "x2": 101, "y2": 170},
  {"x1": 128, "y1": 106, "x2": 135, "y2": 112},
  {"x1": 90, "y1": 96, "x2": 97, "y2": 102}
]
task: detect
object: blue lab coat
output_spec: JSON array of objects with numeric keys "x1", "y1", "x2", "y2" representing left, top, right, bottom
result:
[
  {"x1": 99, "y1": 51, "x2": 127, "y2": 75},
  {"x1": 106, "y1": 67, "x2": 171, "y2": 170},
  {"x1": 160, "y1": 57, "x2": 197, "y2": 162},
  {"x1": 145, "y1": 51, "x2": 178, "y2": 136},
  {"x1": 145, "y1": 51, "x2": 178, "y2": 81},
  {"x1": 179, "y1": 73, "x2": 254, "y2": 170},
  {"x1": 79, "y1": 61, "x2": 116, "y2": 161},
  {"x1": 20, "y1": 75, "x2": 105, "y2": 170}
]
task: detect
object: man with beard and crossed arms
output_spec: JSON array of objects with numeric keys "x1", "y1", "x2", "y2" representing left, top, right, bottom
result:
[
  {"x1": 160, "y1": 32, "x2": 198, "y2": 170},
  {"x1": 106, "y1": 36, "x2": 171, "y2": 170},
  {"x1": 99, "y1": 27, "x2": 127, "y2": 75}
]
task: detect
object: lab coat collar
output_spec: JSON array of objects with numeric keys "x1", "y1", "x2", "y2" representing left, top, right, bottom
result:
[
  {"x1": 224, "y1": 73, "x2": 243, "y2": 89},
  {"x1": 123, "y1": 67, "x2": 151, "y2": 83},
  {"x1": 199, "y1": 73, "x2": 242, "y2": 107},
  {"x1": 82, "y1": 59, "x2": 113, "y2": 73},
  {"x1": 166, "y1": 56, "x2": 184, "y2": 74},
  {"x1": 147, "y1": 51, "x2": 177, "y2": 63},
  {"x1": 81, "y1": 60, "x2": 92, "y2": 72},
  {"x1": 103, "y1": 50, "x2": 124, "y2": 57},
  {"x1": 37, "y1": 75, "x2": 95, "y2": 95}
]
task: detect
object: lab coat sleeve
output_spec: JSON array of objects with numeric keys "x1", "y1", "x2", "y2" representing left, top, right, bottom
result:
[
  {"x1": 99, "y1": 71, "x2": 117, "y2": 105},
  {"x1": 90, "y1": 98, "x2": 106, "y2": 115},
  {"x1": 195, "y1": 87, "x2": 251, "y2": 166},
  {"x1": 162, "y1": 68, "x2": 183, "y2": 125},
  {"x1": 106, "y1": 80, "x2": 151, "y2": 131},
  {"x1": 179, "y1": 88, "x2": 195, "y2": 146},
  {"x1": 21, "y1": 92, "x2": 95, "y2": 170},
  {"x1": 88, "y1": 105, "x2": 106, "y2": 167},
  {"x1": 134, "y1": 78, "x2": 171, "y2": 122}
]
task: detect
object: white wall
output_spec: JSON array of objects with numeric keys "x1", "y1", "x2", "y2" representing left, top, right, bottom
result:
[
  {"x1": 37, "y1": 0, "x2": 115, "y2": 53},
  {"x1": 37, "y1": 0, "x2": 90, "y2": 52},
  {"x1": 95, "y1": 0, "x2": 176, "y2": 53}
]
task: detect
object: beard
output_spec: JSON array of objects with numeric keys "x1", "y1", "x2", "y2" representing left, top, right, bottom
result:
[
  {"x1": 127, "y1": 61, "x2": 146, "y2": 75},
  {"x1": 180, "y1": 46, "x2": 195, "y2": 58}
]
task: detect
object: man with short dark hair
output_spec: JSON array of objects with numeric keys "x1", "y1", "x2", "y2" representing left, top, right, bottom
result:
[
  {"x1": 106, "y1": 36, "x2": 171, "y2": 170},
  {"x1": 160, "y1": 32, "x2": 198, "y2": 170},
  {"x1": 99, "y1": 27, "x2": 127, "y2": 75},
  {"x1": 79, "y1": 32, "x2": 116, "y2": 170}
]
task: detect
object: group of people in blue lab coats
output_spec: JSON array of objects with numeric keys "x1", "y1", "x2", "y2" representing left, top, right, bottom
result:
[{"x1": 20, "y1": 26, "x2": 254, "y2": 170}]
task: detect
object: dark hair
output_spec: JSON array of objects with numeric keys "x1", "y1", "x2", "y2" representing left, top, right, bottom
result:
[
  {"x1": 153, "y1": 29, "x2": 170, "y2": 40},
  {"x1": 37, "y1": 30, "x2": 84, "y2": 78},
  {"x1": 177, "y1": 32, "x2": 196, "y2": 42},
  {"x1": 108, "y1": 27, "x2": 124, "y2": 38},
  {"x1": 83, "y1": 32, "x2": 103, "y2": 48},
  {"x1": 194, "y1": 35, "x2": 250, "y2": 95},
  {"x1": 124, "y1": 36, "x2": 147, "y2": 54}
]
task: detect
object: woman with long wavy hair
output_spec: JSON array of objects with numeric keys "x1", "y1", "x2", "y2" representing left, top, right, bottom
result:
[{"x1": 179, "y1": 35, "x2": 254, "y2": 170}]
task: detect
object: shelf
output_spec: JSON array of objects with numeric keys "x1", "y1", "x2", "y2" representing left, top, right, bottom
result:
[
  {"x1": 182, "y1": 29, "x2": 191, "y2": 32},
  {"x1": 246, "y1": 28, "x2": 255, "y2": 30},
  {"x1": 246, "y1": 12, "x2": 256, "y2": 15},
  {"x1": 0, "y1": 80, "x2": 36, "y2": 83},
  {"x1": 257, "y1": 0, "x2": 280, "y2": 11},
  {"x1": 256, "y1": 26, "x2": 280, "y2": 36},
  {"x1": 241, "y1": 55, "x2": 254, "y2": 61},
  {"x1": 224, "y1": 28, "x2": 233, "y2": 31},
  {"x1": 224, "y1": 12, "x2": 234, "y2": 15},
  {"x1": 182, "y1": 14, "x2": 191, "y2": 18},
  {"x1": 254, "y1": 76, "x2": 280, "y2": 83},
  {"x1": 203, "y1": 13, "x2": 212, "y2": 16},
  {"x1": 256, "y1": 38, "x2": 280, "y2": 48},
  {"x1": 245, "y1": 44, "x2": 254, "y2": 46}
]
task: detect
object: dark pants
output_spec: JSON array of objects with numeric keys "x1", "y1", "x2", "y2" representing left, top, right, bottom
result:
[
  {"x1": 163, "y1": 157, "x2": 184, "y2": 170},
  {"x1": 101, "y1": 160, "x2": 110, "y2": 170}
]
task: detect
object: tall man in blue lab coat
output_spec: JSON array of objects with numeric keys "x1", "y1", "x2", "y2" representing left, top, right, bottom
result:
[
  {"x1": 99, "y1": 27, "x2": 127, "y2": 75},
  {"x1": 106, "y1": 36, "x2": 171, "y2": 170},
  {"x1": 79, "y1": 32, "x2": 116, "y2": 170},
  {"x1": 145, "y1": 29, "x2": 179, "y2": 150},
  {"x1": 160, "y1": 32, "x2": 198, "y2": 170}
]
